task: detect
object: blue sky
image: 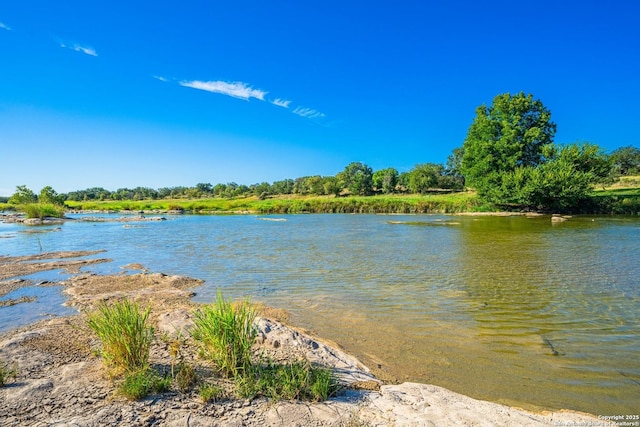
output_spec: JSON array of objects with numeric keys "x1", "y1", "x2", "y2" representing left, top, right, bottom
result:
[{"x1": 1, "y1": 1, "x2": 639, "y2": 196}]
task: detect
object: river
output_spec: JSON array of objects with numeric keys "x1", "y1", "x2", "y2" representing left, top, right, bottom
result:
[{"x1": 1, "y1": 213, "x2": 639, "y2": 414}]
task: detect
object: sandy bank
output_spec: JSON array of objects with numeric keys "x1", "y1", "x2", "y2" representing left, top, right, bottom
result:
[{"x1": 0, "y1": 253, "x2": 599, "y2": 426}]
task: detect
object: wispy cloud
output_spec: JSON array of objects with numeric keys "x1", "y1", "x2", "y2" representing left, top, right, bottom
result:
[
  {"x1": 271, "y1": 98, "x2": 292, "y2": 108},
  {"x1": 173, "y1": 76, "x2": 327, "y2": 120},
  {"x1": 153, "y1": 75, "x2": 170, "y2": 83},
  {"x1": 61, "y1": 42, "x2": 97, "y2": 57},
  {"x1": 180, "y1": 80, "x2": 267, "y2": 101},
  {"x1": 0, "y1": 22, "x2": 11, "y2": 31},
  {"x1": 293, "y1": 106, "x2": 325, "y2": 119}
]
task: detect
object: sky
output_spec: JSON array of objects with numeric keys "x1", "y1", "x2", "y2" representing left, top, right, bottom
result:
[{"x1": 1, "y1": 1, "x2": 639, "y2": 196}]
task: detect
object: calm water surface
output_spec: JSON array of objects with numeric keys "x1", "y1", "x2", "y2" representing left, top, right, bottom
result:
[{"x1": 1, "y1": 213, "x2": 639, "y2": 414}]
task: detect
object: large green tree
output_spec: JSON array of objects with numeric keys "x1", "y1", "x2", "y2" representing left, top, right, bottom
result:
[
  {"x1": 338, "y1": 162, "x2": 373, "y2": 196},
  {"x1": 460, "y1": 92, "x2": 557, "y2": 200},
  {"x1": 610, "y1": 145, "x2": 640, "y2": 176},
  {"x1": 407, "y1": 163, "x2": 442, "y2": 194},
  {"x1": 372, "y1": 167, "x2": 398, "y2": 194},
  {"x1": 8, "y1": 185, "x2": 37, "y2": 204},
  {"x1": 39, "y1": 186, "x2": 65, "y2": 205}
]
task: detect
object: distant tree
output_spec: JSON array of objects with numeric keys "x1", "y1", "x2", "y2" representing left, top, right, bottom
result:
[
  {"x1": 131, "y1": 187, "x2": 158, "y2": 200},
  {"x1": 397, "y1": 172, "x2": 410, "y2": 192},
  {"x1": 236, "y1": 184, "x2": 250, "y2": 196},
  {"x1": 8, "y1": 185, "x2": 37, "y2": 204},
  {"x1": 461, "y1": 92, "x2": 557, "y2": 200},
  {"x1": 38, "y1": 186, "x2": 65, "y2": 205},
  {"x1": 271, "y1": 179, "x2": 294, "y2": 195},
  {"x1": 444, "y1": 147, "x2": 465, "y2": 189},
  {"x1": 408, "y1": 164, "x2": 442, "y2": 194},
  {"x1": 305, "y1": 176, "x2": 325, "y2": 195},
  {"x1": 292, "y1": 177, "x2": 310, "y2": 195},
  {"x1": 339, "y1": 162, "x2": 373, "y2": 196},
  {"x1": 322, "y1": 176, "x2": 341, "y2": 196},
  {"x1": 213, "y1": 183, "x2": 227, "y2": 197},
  {"x1": 157, "y1": 187, "x2": 172, "y2": 199},
  {"x1": 196, "y1": 183, "x2": 213, "y2": 196},
  {"x1": 223, "y1": 182, "x2": 238, "y2": 198},
  {"x1": 610, "y1": 145, "x2": 640, "y2": 176},
  {"x1": 373, "y1": 168, "x2": 399, "y2": 194},
  {"x1": 79, "y1": 187, "x2": 111, "y2": 201},
  {"x1": 445, "y1": 147, "x2": 464, "y2": 177}
]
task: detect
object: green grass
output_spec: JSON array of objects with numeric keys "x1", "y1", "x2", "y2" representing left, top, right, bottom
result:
[
  {"x1": 191, "y1": 290, "x2": 257, "y2": 378},
  {"x1": 235, "y1": 360, "x2": 338, "y2": 401},
  {"x1": 64, "y1": 192, "x2": 485, "y2": 214},
  {"x1": 0, "y1": 359, "x2": 18, "y2": 387},
  {"x1": 199, "y1": 382, "x2": 224, "y2": 402},
  {"x1": 86, "y1": 299, "x2": 154, "y2": 375},
  {"x1": 191, "y1": 292, "x2": 339, "y2": 402},
  {"x1": 118, "y1": 368, "x2": 171, "y2": 400}
]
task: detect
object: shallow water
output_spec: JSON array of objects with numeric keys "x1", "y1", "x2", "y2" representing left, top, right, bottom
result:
[{"x1": 1, "y1": 213, "x2": 639, "y2": 414}]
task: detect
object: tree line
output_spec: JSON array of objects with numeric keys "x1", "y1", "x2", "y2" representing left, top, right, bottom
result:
[
  {"x1": 29, "y1": 161, "x2": 465, "y2": 203},
  {"x1": 5, "y1": 91, "x2": 640, "y2": 212}
]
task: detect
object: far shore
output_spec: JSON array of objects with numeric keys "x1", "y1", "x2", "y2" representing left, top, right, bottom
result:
[{"x1": 0, "y1": 251, "x2": 602, "y2": 426}]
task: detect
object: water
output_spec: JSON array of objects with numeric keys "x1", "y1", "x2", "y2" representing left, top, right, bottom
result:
[{"x1": 1, "y1": 213, "x2": 639, "y2": 414}]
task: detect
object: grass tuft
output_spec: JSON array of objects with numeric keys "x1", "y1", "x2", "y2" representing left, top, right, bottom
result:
[
  {"x1": 199, "y1": 382, "x2": 224, "y2": 402},
  {"x1": 174, "y1": 362, "x2": 198, "y2": 392},
  {"x1": 118, "y1": 368, "x2": 171, "y2": 400},
  {"x1": 191, "y1": 290, "x2": 257, "y2": 378},
  {"x1": 241, "y1": 360, "x2": 338, "y2": 401},
  {"x1": 86, "y1": 298, "x2": 154, "y2": 375}
]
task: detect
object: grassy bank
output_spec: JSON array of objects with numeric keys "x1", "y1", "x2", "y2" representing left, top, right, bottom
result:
[
  {"x1": 64, "y1": 192, "x2": 486, "y2": 214},
  {"x1": 5, "y1": 182, "x2": 639, "y2": 216}
]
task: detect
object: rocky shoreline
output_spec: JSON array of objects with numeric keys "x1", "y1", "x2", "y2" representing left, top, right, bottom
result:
[{"x1": 0, "y1": 252, "x2": 600, "y2": 426}]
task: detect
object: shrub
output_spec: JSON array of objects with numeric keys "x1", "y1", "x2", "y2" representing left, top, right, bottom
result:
[
  {"x1": 87, "y1": 299, "x2": 154, "y2": 374},
  {"x1": 21, "y1": 203, "x2": 65, "y2": 219},
  {"x1": 191, "y1": 291, "x2": 257, "y2": 378}
]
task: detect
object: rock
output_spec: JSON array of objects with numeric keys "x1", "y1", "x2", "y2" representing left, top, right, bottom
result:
[{"x1": 157, "y1": 309, "x2": 194, "y2": 338}]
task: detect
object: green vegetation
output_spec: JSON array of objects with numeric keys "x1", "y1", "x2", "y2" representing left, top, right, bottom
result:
[
  {"x1": 117, "y1": 367, "x2": 171, "y2": 400},
  {"x1": 5, "y1": 184, "x2": 66, "y2": 218},
  {"x1": 460, "y1": 92, "x2": 625, "y2": 212},
  {"x1": 192, "y1": 292, "x2": 339, "y2": 401},
  {"x1": 0, "y1": 359, "x2": 18, "y2": 387},
  {"x1": 191, "y1": 291, "x2": 257, "y2": 378},
  {"x1": 20, "y1": 203, "x2": 65, "y2": 219},
  {"x1": 87, "y1": 299, "x2": 154, "y2": 375},
  {"x1": 65, "y1": 192, "x2": 483, "y2": 214},
  {"x1": 236, "y1": 360, "x2": 336, "y2": 401},
  {"x1": 199, "y1": 383, "x2": 224, "y2": 402}
]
